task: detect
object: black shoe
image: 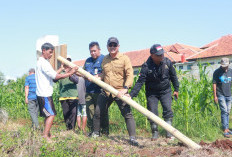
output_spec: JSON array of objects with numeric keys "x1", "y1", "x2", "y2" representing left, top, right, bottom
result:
[
  {"x1": 87, "y1": 132, "x2": 93, "y2": 137},
  {"x1": 151, "y1": 131, "x2": 159, "y2": 141},
  {"x1": 129, "y1": 137, "x2": 139, "y2": 146},
  {"x1": 90, "y1": 132, "x2": 100, "y2": 138}
]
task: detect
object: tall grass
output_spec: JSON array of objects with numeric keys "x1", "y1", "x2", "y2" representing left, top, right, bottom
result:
[
  {"x1": 172, "y1": 64, "x2": 221, "y2": 141},
  {"x1": 0, "y1": 75, "x2": 29, "y2": 119}
]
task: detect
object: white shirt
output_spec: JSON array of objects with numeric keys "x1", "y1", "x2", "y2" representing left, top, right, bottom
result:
[{"x1": 35, "y1": 57, "x2": 57, "y2": 97}]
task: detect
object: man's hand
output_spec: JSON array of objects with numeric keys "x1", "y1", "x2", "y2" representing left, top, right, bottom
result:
[
  {"x1": 117, "y1": 89, "x2": 128, "y2": 98},
  {"x1": 214, "y1": 96, "x2": 218, "y2": 104},
  {"x1": 70, "y1": 66, "x2": 78, "y2": 75},
  {"x1": 95, "y1": 74, "x2": 102, "y2": 80},
  {"x1": 124, "y1": 93, "x2": 131, "y2": 98},
  {"x1": 173, "y1": 91, "x2": 179, "y2": 99}
]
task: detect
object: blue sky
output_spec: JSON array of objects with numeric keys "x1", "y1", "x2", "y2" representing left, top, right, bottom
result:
[{"x1": 0, "y1": 0, "x2": 231, "y2": 80}]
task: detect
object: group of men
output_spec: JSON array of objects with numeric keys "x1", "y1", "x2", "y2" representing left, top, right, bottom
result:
[{"x1": 24, "y1": 36, "x2": 232, "y2": 145}]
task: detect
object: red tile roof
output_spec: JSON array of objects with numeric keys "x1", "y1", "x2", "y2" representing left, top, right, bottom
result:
[
  {"x1": 187, "y1": 34, "x2": 232, "y2": 60},
  {"x1": 123, "y1": 43, "x2": 200, "y2": 66},
  {"x1": 73, "y1": 59, "x2": 86, "y2": 67},
  {"x1": 124, "y1": 49, "x2": 150, "y2": 67},
  {"x1": 73, "y1": 35, "x2": 232, "y2": 67}
]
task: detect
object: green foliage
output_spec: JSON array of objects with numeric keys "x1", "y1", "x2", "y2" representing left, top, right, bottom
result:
[
  {"x1": 172, "y1": 64, "x2": 221, "y2": 141},
  {"x1": 0, "y1": 75, "x2": 29, "y2": 119},
  {"x1": 0, "y1": 71, "x2": 5, "y2": 84}
]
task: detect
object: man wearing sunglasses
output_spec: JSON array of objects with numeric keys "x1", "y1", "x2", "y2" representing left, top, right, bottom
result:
[{"x1": 91, "y1": 37, "x2": 138, "y2": 146}]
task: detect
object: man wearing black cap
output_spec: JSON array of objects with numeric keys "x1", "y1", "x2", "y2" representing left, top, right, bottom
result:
[
  {"x1": 128, "y1": 44, "x2": 179, "y2": 140},
  {"x1": 91, "y1": 37, "x2": 138, "y2": 146}
]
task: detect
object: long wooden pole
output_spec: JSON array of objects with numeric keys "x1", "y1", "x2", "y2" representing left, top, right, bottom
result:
[{"x1": 57, "y1": 56, "x2": 201, "y2": 149}]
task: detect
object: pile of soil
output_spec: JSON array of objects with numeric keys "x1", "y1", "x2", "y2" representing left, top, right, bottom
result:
[{"x1": 200, "y1": 139, "x2": 232, "y2": 151}]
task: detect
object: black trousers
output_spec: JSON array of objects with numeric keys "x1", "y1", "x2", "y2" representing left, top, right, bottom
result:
[
  {"x1": 93, "y1": 92, "x2": 136, "y2": 137},
  {"x1": 147, "y1": 92, "x2": 173, "y2": 125},
  {"x1": 60, "y1": 99, "x2": 78, "y2": 130}
]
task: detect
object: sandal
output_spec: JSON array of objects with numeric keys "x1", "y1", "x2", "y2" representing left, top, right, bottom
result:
[{"x1": 224, "y1": 132, "x2": 231, "y2": 138}]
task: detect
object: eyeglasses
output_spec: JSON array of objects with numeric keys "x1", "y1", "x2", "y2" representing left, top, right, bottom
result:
[{"x1": 108, "y1": 43, "x2": 118, "y2": 47}]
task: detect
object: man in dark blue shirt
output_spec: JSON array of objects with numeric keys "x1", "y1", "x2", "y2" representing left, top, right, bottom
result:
[
  {"x1": 84, "y1": 41, "x2": 107, "y2": 135},
  {"x1": 25, "y1": 68, "x2": 39, "y2": 129},
  {"x1": 213, "y1": 58, "x2": 232, "y2": 138},
  {"x1": 128, "y1": 44, "x2": 179, "y2": 140}
]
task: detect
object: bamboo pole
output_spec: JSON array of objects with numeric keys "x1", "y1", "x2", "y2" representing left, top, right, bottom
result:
[{"x1": 57, "y1": 56, "x2": 202, "y2": 149}]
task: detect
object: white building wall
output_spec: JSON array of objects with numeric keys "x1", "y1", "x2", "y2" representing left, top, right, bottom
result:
[{"x1": 175, "y1": 55, "x2": 232, "y2": 79}]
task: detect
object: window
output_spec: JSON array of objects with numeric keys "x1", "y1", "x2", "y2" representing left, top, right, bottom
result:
[
  {"x1": 179, "y1": 66, "x2": 183, "y2": 70},
  {"x1": 187, "y1": 64, "x2": 192, "y2": 70},
  {"x1": 209, "y1": 62, "x2": 214, "y2": 65},
  {"x1": 202, "y1": 63, "x2": 208, "y2": 66}
]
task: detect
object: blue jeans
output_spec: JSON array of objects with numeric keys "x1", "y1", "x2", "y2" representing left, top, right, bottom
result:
[{"x1": 218, "y1": 95, "x2": 232, "y2": 130}]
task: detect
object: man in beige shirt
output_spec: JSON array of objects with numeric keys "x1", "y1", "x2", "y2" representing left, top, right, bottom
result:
[{"x1": 91, "y1": 37, "x2": 138, "y2": 146}]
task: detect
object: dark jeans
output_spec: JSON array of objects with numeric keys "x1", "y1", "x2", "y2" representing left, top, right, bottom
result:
[
  {"x1": 60, "y1": 99, "x2": 78, "y2": 130},
  {"x1": 147, "y1": 92, "x2": 173, "y2": 125},
  {"x1": 93, "y1": 92, "x2": 136, "y2": 137}
]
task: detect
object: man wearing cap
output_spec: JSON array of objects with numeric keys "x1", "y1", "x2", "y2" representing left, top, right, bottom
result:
[
  {"x1": 213, "y1": 58, "x2": 232, "y2": 138},
  {"x1": 35, "y1": 43, "x2": 77, "y2": 141},
  {"x1": 57, "y1": 56, "x2": 79, "y2": 131},
  {"x1": 83, "y1": 41, "x2": 107, "y2": 136},
  {"x1": 25, "y1": 68, "x2": 39, "y2": 129},
  {"x1": 127, "y1": 44, "x2": 179, "y2": 140},
  {"x1": 92, "y1": 37, "x2": 138, "y2": 146}
]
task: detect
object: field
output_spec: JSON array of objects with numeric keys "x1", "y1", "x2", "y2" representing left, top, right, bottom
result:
[{"x1": 1, "y1": 66, "x2": 232, "y2": 156}]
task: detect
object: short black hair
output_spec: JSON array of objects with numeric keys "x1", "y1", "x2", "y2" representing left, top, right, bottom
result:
[
  {"x1": 89, "y1": 41, "x2": 100, "y2": 50},
  {"x1": 29, "y1": 68, "x2": 35, "y2": 73},
  {"x1": 41, "y1": 43, "x2": 54, "y2": 51}
]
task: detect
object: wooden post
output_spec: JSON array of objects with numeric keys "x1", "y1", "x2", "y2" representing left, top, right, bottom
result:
[
  {"x1": 57, "y1": 56, "x2": 202, "y2": 149},
  {"x1": 49, "y1": 44, "x2": 67, "y2": 70}
]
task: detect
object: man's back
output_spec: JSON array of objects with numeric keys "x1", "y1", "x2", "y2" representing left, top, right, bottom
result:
[{"x1": 25, "y1": 74, "x2": 37, "y2": 100}]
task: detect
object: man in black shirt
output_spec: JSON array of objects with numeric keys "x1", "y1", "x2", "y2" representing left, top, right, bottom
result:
[
  {"x1": 213, "y1": 58, "x2": 232, "y2": 138},
  {"x1": 128, "y1": 44, "x2": 179, "y2": 140}
]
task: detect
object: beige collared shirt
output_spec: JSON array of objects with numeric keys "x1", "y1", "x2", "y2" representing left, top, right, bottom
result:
[{"x1": 102, "y1": 52, "x2": 134, "y2": 96}]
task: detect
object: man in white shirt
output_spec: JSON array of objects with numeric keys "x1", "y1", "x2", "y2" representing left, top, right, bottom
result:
[{"x1": 35, "y1": 43, "x2": 77, "y2": 141}]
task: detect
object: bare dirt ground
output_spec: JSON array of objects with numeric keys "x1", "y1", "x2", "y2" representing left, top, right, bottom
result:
[{"x1": 1, "y1": 120, "x2": 232, "y2": 156}]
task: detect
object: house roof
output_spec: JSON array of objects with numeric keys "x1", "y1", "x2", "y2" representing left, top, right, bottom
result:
[
  {"x1": 73, "y1": 59, "x2": 86, "y2": 67},
  {"x1": 124, "y1": 43, "x2": 200, "y2": 65},
  {"x1": 187, "y1": 34, "x2": 232, "y2": 60},
  {"x1": 73, "y1": 34, "x2": 232, "y2": 67}
]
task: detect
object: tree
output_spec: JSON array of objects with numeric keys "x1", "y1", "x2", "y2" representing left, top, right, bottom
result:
[{"x1": 0, "y1": 71, "x2": 5, "y2": 84}]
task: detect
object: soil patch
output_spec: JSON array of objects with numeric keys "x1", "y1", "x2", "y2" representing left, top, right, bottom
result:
[{"x1": 200, "y1": 139, "x2": 232, "y2": 151}]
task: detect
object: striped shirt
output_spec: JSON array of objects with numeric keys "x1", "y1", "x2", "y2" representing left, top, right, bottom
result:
[{"x1": 25, "y1": 74, "x2": 37, "y2": 100}]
